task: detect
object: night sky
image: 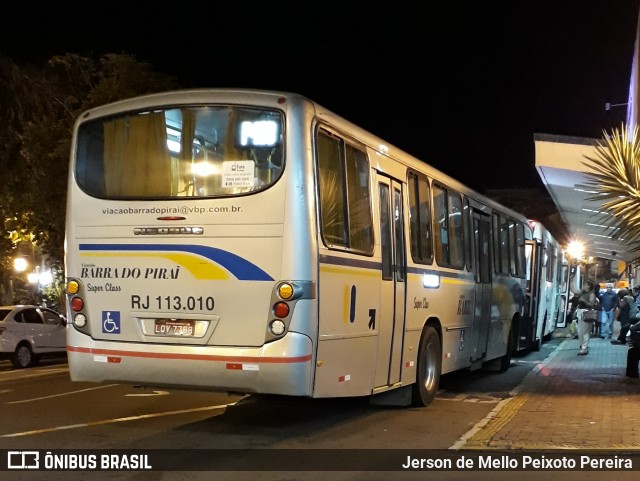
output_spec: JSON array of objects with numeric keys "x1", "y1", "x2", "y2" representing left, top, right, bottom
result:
[{"x1": 2, "y1": 1, "x2": 638, "y2": 194}]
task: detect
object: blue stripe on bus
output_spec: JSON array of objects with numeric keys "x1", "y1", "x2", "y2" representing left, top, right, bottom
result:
[
  {"x1": 319, "y1": 254, "x2": 383, "y2": 270},
  {"x1": 79, "y1": 243, "x2": 274, "y2": 281}
]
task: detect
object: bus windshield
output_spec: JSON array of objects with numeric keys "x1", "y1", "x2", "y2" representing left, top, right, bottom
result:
[{"x1": 75, "y1": 105, "x2": 285, "y2": 199}]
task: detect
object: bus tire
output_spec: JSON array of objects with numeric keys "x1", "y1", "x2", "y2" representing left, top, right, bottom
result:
[
  {"x1": 411, "y1": 325, "x2": 441, "y2": 407},
  {"x1": 533, "y1": 317, "x2": 546, "y2": 352},
  {"x1": 499, "y1": 325, "x2": 516, "y2": 372}
]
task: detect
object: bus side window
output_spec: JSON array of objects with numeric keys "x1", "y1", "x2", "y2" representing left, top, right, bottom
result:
[
  {"x1": 433, "y1": 183, "x2": 464, "y2": 269},
  {"x1": 316, "y1": 128, "x2": 373, "y2": 254},
  {"x1": 317, "y1": 131, "x2": 348, "y2": 246},
  {"x1": 408, "y1": 171, "x2": 433, "y2": 264}
]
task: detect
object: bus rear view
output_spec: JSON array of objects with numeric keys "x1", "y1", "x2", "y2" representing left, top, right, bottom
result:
[{"x1": 65, "y1": 90, "x2": 317, "y2": 396}]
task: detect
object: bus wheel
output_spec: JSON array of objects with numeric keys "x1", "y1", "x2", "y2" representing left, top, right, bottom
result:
[
  {"x1": 411, "y1": 326, "x2": 442, "y2": 407},
  {"x1": 499, "y1": 326, "x2": 516, "y2": 372},
  {"x1": 533, "y1": 317, "x2": 546, "y2": 352}
]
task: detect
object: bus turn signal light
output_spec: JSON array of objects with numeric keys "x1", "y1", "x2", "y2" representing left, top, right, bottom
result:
[
  {"x1": 278, "y1": 283, "x2": 294, "y2": 300},
  {"x1": 67, "y1": 280, "x2": 79, "y2": 295}
]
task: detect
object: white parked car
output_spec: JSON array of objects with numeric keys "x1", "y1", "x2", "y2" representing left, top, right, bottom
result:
[{"x1": 0, "y1": 305, "x2": 67, "y2": 368}]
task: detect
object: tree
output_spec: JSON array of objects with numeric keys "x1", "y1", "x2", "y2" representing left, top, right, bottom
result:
[
  {"x1": 582, "y1": 123, "x2": 640, "y2": 255},
  {"x1": 0, "y1": 52, "x2": 177, "y2": 305}
]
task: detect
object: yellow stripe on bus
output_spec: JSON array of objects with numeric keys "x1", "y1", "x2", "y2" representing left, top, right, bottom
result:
[{"x1": 319, "y1": 265, "x2": 380, "y2": 278}]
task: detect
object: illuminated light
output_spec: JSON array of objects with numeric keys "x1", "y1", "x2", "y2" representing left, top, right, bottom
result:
[
  {"x1": 74, "y1": 313, "x2": 87, "y2": 327},
  {"x1": 566, "y1": 240, "x2": 585, "y2": 259},
  {"x1": 71, "y1": 297, "x2": 84, "y2": 312},
  {"x1": 586, "y1": 222, "x2": 618, "y2": 230},
  {"x1": 278, "y1": 283, "x2": 294, "y2": 300},
  {"x1": 270, "y1": 319, "x2": 286, "y2": 336},
  {"x1": 239, "y1": 120, "x2": 278, "y2": 146},
  {"x1": 13, "y1": 258, "x2": 28, "y2": 272},
  {"x1": 423, "y1": 274, "x2": 440, "y2": 288},
  {"x1": 27, "y1": 272, "x2": 39, "y2": 284},
  {"x1": 39, "y1": 269, "x2": 53, "y2": 286},
  {"x1": 191, "y1": 161, "x2": 218, "y2": 177},
  {"x1": 273, "y1": 302, "x2": 290, "y2": 318},
  {"x1": 67, "y1": 281, "x2": 79, "y2": 295}
]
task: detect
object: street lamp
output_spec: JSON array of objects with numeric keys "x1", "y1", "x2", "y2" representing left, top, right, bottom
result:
[{"x1": 13, "y1": 257, "x2": 28, "y2": 273}]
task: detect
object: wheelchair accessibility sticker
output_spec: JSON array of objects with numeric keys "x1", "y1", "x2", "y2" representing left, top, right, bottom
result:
[{"x1": 102, "y1": 311, "x2": 121, "y2": 334}]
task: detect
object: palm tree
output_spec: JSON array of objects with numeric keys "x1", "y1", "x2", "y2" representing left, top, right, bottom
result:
[{"x1": 583, "y1": 123, "x2": 640, "y2": 255}]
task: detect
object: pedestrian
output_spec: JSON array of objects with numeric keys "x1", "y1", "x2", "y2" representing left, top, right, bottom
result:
[
  {"x1": 633, "y1": 286, "x2": 640, "y2": 306},
  {"x1": 618, "y1": 288, "x2": 630, "y2": 300},
  {"x1": 625, "y1": 320, "x2": 640, "y2": 378},
  {"x1": 612, "y1": 294, "x2": 640, "y2": 345},
  {"x1": 567, "y1": 292, "x2": 580, "y2": 338},
  {"x1": 574, "y1": 280, "x2": 597, "y2": 355},
  {"x1": 598, "y1": 283, "x2": 619, "y2": 340},
  {"x1": 593, "y1": 283, "x2": 602, "y2": 337}
]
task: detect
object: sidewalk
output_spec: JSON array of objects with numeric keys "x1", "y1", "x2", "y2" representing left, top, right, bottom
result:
[{"x1": 456, "y1": 324, "x2": 640, "y2": 450}]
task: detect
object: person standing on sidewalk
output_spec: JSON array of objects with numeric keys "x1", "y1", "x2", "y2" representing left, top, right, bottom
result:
[
  {"x1": 592, "y1": 283, "x2": 602, "y2": 337},
  {"x1": 612, "y1": 294, "x2": 640, "y2": 345},
  {"x1": 625, "y1": 320, "x2": 640, "y2": 378},
  {"x1": 633, "y1": 286, "x2": 640, "y2": 307},
  {"x1": 598, "y1": 283, "x2": 619, "y2": 340},
  {"x1": 575, "y1": 280, "x2": 597, "y2": 355}
]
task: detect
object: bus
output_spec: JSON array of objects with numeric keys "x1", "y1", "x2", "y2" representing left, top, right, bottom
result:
[
  {"x1": 519, "y1": 220, "x2": 567, "y2": 351},
  {"x1": 65, "y1": 89, "x2": 531, "y2": 407}
]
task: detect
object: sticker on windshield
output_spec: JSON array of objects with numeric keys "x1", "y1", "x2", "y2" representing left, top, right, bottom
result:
[{"x1": 222, "y1": 161, "x2": 254, "y2": 188}]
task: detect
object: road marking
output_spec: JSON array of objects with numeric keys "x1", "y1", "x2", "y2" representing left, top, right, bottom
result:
[
  {"x1": 449, "y1": 340, "x2": 564, "y2": 450},
  {"x1": 125, "y1": 390, "x2": 170, "y2": 397},
  {"x1": 0, "y1": 367, "x2": 69, "y2": 382},
  {"x1": 1, "y1": 403, "x2": 235, "y2": 438},
  {"x1": 5, "y1": 384, "x2": 118, "y2": 405},
  {"x1": 437, "y1": 392, "x2": 504, "y2": 403}
]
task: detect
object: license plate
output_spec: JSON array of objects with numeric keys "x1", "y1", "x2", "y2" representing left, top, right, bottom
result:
[{"x1": 154, "y1": 319, "x2": 195, "y2": 336}]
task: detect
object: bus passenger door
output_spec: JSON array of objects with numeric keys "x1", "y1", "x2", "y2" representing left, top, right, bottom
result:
[
  {"x1": 375, "y1": 176, "x2": 406, "y2": 387},
  {"x1": 471, "y1": 210, "x2": 492, "y2": 360},
  {"x1": 524, "y1": 239, "x2": 539, "y2": 349}
]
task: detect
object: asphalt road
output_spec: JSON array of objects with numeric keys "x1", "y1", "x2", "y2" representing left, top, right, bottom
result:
[{"x1": 0, "y1": 340, "x2": 564, "y2": 481}]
